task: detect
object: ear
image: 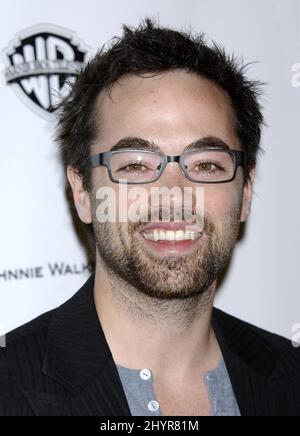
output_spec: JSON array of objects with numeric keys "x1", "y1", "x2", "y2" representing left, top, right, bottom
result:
[
  {"x1": 240, "y1": 167, "x2": 256, "y2": 223},
  {"x1": 67, "y1": 166, "x2": 92, "y2": 224}
]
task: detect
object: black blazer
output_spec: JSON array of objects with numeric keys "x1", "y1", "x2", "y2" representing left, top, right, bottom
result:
[{"x1": 0, "y1": 273, "x2": 300, "y2": 416}]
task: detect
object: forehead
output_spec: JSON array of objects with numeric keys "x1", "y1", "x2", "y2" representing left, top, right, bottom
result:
[{"x1": 94, "y1": 70, "x2": 239, "y2": 153}]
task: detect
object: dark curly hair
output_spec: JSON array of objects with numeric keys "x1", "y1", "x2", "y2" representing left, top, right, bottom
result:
[{"x1": 57, "y1": 17, "x2": 264, "y2": 193}]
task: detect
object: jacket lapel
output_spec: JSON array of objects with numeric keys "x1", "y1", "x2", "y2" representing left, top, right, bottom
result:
[
  {"x1": 23, "y1": 361, "x2": 131, "y2": 416},
  {"x1": 212, "y1": 308, "x2": 299, "y2": 416},
  {"x1": 24, "y1": 274, "x2": 131, "y2": 416}
]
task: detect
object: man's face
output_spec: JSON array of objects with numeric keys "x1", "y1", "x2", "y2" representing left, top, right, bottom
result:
[{"x1": 71, "y1": 70, "x2": 254, "y2": 300}]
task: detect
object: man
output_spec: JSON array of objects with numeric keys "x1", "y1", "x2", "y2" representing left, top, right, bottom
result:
[{"x1": 1, "y1": 18, "x2": 299, "y2": 417}]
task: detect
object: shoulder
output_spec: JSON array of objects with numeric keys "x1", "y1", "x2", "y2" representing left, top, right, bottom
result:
[
  {"x1": 214, "y1": 307, "x2": 296, "y2": 347},
  {"x1": 213, "y1": 308, "x2": 300, "y2": 378},
  {"x1": 0, "y1": 275, "x2": 94, "y2": 416},
  {"x1": 0, "y1": 309, "x2": 55, "y2": 416}
]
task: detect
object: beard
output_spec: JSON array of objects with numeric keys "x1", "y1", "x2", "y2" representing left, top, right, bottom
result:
[{"x1": 91, "y1": 201, "x2": 241, "y2": 302}]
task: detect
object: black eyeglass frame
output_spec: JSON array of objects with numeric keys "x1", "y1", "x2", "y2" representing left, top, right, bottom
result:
[{"x1": 89, "y1": 148, "x2": 247, "y2": 184}]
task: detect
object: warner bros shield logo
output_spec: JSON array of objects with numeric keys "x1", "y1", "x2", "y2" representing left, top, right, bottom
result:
[{"x1": 2, "y1": 24, "x2": 90, "y2": 120}]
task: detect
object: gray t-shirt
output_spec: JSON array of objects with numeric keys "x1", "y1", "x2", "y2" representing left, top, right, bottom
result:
[{"x1": 116, "y1": 358, "x2": 240, "y2": 416}]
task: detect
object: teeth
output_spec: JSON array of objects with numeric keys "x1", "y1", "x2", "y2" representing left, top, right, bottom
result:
[
  {"x1": 143, "y1": 229, "x2": 201, "y2": 241},
  {"x1": 159, "y1": 230, "x2": 166, "y2": 241},
  {"x1": 176, "y1": 230, "x2": 185, "y2": 241},
  {"x1": 166, "y1": 231, "x2": 174, "y2": 241}
]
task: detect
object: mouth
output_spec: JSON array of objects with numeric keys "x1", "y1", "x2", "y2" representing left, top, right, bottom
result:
[{"x1": 137, "y1": 222, "x2": 204, "y2": 257}]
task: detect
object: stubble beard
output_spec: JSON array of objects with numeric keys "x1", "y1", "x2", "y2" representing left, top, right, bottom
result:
[{"x1": 92, "y1": 204, "x2": 241, "y2": 323}]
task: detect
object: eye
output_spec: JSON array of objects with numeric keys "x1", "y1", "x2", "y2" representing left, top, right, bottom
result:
[
  {"x1": 120, "y1": 162, "x2": 149, "y2": 172},
  {"x1": 196, "y1": 161, "x2": 218, "y2": 172},
  {"x1": 128, "y1": 163, "x2": 144, "y2": 170}
]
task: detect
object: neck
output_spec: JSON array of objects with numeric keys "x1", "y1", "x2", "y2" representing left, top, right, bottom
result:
[{"x1": 94, "y1": 252, "x2": 221, "y2": 381}]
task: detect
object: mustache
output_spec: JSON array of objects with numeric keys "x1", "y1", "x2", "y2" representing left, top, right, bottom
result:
[{"x1": 127, "y1": 206, "x2": 215, "y2": 234}]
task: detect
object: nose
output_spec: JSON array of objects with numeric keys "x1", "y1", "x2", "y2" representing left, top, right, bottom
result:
[
  {"x1": 158, "y1": 161, "x2": 187, "y2": 187},
  {"x1": 150, "y1": 162, "x2": 196, "y2": 213}
]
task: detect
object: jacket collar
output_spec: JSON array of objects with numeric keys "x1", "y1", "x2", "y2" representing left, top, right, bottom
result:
[{"x1": 43, "y1": 273, "x2": 114, "y2": 394}]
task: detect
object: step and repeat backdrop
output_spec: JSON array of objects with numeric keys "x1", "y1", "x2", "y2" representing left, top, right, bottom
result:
[{"x1": 0, "y1": 0, "x2": 299, "y2": 341}]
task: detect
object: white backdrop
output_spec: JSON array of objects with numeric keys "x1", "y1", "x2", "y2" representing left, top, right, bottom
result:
[{"x1": 0, "y1": 0, "x2": 299, "y2": 341}]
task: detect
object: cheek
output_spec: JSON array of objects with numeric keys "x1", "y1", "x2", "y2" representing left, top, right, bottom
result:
[{"x1": 203, "y1": 184, "x2": 243, "y2": 224}]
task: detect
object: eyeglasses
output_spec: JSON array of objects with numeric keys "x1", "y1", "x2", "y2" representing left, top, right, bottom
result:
[{"x1": 90, "y1": 148, "x2": 246, "y2": 184}]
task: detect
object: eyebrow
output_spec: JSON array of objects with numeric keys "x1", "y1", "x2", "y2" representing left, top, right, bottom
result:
[{"x1": 109, "y1": 136, "x2": 231, "y2": 154}]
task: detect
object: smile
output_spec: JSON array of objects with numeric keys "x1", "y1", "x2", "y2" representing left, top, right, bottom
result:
[
  {"x1": 141, "y1": 229, "x2": 202, "y2": 242},
  {"x1": 138, "y1": 222, "x2": 204, "y2": 257}
]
